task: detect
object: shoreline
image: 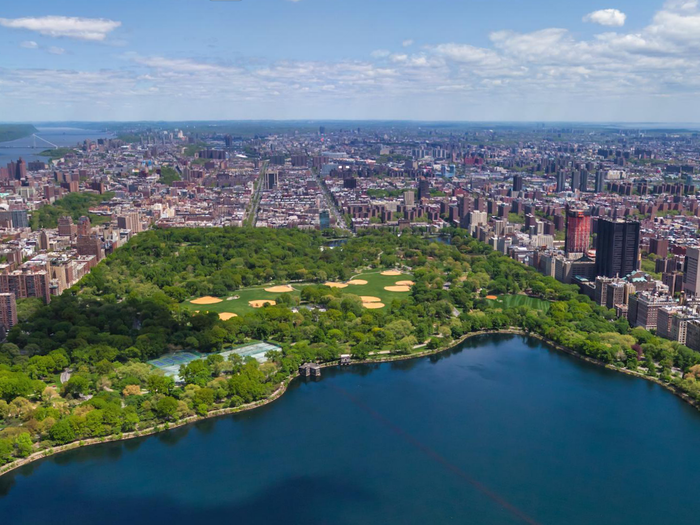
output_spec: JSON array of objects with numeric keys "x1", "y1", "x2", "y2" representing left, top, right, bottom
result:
[{"x1": 1, "y1": 328, "x2": 698, "y2": 480}]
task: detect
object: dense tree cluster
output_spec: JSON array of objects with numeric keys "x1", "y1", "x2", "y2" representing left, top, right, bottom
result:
[
  {"x1": 1, "y1": 227, "x2": 699, "y2": 467},
  {"x1": 30, "y1": 192, "x2": 114, "y2": 230}
]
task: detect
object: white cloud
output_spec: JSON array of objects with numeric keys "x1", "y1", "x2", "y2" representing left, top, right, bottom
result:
[
  {"x1": 370, "y1": 49, "x2": 391, "y2": 58},
  {"x1": 20, "y1": 40, "x2": 38, "y2": 49},
  {"x1": 583, "y1": 9, "x2": 627, "y2": 27},
  {"x1": 0, "y1": 16, "x2": 121, "y2": 41},
  {"x1": 48, "y1": 46, "x2": 65, "y2": 55},
  {"x1": 402, "y1": 39, "x2": 414, "y2": 47},
  {"x1": 4, "y1": 0, "x2": 700, "y2": 121}
]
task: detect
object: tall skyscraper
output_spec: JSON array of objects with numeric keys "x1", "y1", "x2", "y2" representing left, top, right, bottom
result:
[
  {"x1": 417, "y1": 179, "x2": 430, "y2": 201},
  {"x1": 683, "y1": 247, "x2": 700, "y2": 296},
  {"x1": 571, "y1": 171, "x2": 581, "y2": 193},
  {"x1": 319, "y1": 210, "x2": 330, "y2": 230},
  {"x1": 266, "y1": 171, "x2": 279, "y2": 190},
  {"x1": 579, "y1": 170, "x2": 589, "y2": 192},
  {"x1": 565, "y1": 206, "x2": 591, "y2": 255},
  {"x1": 556, "y1": 171, "x2": 566, "y2": 192},
  {"x1": 595, "y1": 170, "x2": 606, "y2": 193},
  {"x1": 595, "y1": 219, "x2": 640, "y2": 278},
  {"x1": 513, "y1": 174, "x2": 523, "y2": 192}
]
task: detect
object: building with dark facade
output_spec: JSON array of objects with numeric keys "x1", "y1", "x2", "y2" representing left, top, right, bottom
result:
[{"x1": 595, "y1": 218, "x2": 640, "y2": 278}]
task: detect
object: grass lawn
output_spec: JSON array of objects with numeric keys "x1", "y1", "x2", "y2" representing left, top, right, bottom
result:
[
  {"x1": 487, "y1": 294, "x2": 551, "y2": 312},
  {"x1": 343, "y1": 270, "x2": 415, "y2": 308},
  {"x1": 181, "y1": 270, "x2": 415, "y2": 315}
]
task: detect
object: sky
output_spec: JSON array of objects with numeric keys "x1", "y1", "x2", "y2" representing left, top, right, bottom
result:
[{"x1": 1, "y1": 0, "x2": 699, "y2": 123}]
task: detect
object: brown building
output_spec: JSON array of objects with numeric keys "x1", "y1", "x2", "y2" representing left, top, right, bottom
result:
[
  {"x1": 0, "y1": 292, "x2": 17, "y2": 330},
  {"x1": 58, "y1": 216, "x2": 78, "y2": 237},
  {"x1": 0, "y1": 270, "x2": 51, "y2": 304}
]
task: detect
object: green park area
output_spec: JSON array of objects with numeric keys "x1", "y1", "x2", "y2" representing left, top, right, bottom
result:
[
  {"x1": 487, "y1": 294, "x2": 551, "y2": 312},
  {"x1": 1, "y1": 226, "x2": 699, "y2": 468},
  {"x1": 180, "y1": 269, "x2": 415, "y2": 316}
]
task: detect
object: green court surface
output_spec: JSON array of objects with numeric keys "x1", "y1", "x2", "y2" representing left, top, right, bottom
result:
[
  {"x1": 487, "y1": 294, "x2": 551, "y2": 312},
  {"x1": 181, "y1": 270, "x2": 415, "y2": 315}
]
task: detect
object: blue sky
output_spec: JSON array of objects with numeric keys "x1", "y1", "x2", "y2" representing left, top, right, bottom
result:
[{"x1": 1, "y1": 0, "x2": 699, "y2": 122}]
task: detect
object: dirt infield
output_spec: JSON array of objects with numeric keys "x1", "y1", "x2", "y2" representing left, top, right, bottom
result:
[
  {"x1": 363, "y1": 302, "x2": 385, "y2": 309},
  {"x1": 380, "y1": 270, "x2": 403, "y2": 276},
  {"x1": 324, "y1": 282, "x2": 348, "y2": 289},
  {"x1": 347, "y1": 280, "x2": 368, "y2": 285},
  {"x1": 218, "y1": 313, "x2": 239, "y2": 320},
  {"x1": 360, "y1": 296, "x2": 382, "y2": 303},
  {"x1": 249, "y1": 300, "x2": 277, "y2": 308},
  {"x1": 485, "y1": 295, "x2": 498, "y2": 300},
  {"x1": 384, "y1": 285, "x2": 411, "y2": 292},
  {"x1": 395, "y1": 280, "x2": 415, "y2": 286},
  {"x1": 264, "y1": 285, "x2": 294, "y2": 293},
  {"x1": 191, "y1": 296, "x2": 223, "y2": 305}
]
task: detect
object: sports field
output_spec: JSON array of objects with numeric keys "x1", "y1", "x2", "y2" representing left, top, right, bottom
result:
[
  {"x1": 149, "y1": 342, "x2": 278, "y2": 382},
  {"x1": 181, "y1": 270, "x2": 414, "y2": 315},
  {"x1": 487, "y1": 294, "x2": 551, "y2": 312},
  {"x1": 182, "y1": 286, "x2": 304, "y2": 316}
]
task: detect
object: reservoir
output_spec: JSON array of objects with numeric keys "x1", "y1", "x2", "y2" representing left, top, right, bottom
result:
[{"x1": 1, "y1": 334, "x2": 699, "y2": 524}]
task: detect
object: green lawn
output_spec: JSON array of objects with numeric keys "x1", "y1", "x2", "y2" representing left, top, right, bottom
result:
[
  {"x1": 343, "y1": 270, "x2": 415, "y2": 307},
  {"x1": 181, "y1": 286, "x2": 303, "y2": 316},
  {"x1": 488, "y1": 294, "x2": 551, "y2": 312},
  {"x1": 181, "y1": 270, "x2": 415, "y2": 315}
]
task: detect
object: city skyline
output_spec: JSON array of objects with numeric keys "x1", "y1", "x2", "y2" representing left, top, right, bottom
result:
[{"x1": 1, "y1": 0, "x2": 700, "y2": 122}]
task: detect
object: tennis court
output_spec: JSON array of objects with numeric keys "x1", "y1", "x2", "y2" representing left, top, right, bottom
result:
[
  {"x1": 220, "y1": 342, "x2": 278, "y2": 363},
  {"x1": 148, "y1": 342, "x2": 279, "y2": 382},
  {"x1": 148, "y1": 352, "x2": 204, "y2": 379}
]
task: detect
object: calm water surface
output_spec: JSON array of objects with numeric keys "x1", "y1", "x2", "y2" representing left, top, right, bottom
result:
[
  {"x1": 0, "y1": 127, "x2": 113, "y2": 165},
  {"x1": 1, "y1": 334, "x2": 699, "y2": 525}
]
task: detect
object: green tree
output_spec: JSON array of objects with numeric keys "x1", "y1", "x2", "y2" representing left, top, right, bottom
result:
[
  {"x1": 155, "y1": 396, "x2": 179, "y2": 420},
  {"x1": 14, "y1": 433, "x2": 33, "y2": 458}
]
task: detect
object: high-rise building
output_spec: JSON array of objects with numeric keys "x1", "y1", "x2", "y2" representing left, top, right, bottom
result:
[
  {"x1": 684, "y1": 247, "x2": 700, "y2": 296},
  {"x1": 556, "y1": 171, "x2": 566, "y2": 192},
  {"x1": 595, "y1": 218, "x2": 640, "y2": 278},
  {"x1": 117, "y1": 212, "x2": 142, "y2": 233},
  {"x1": 565, "y1": 206, "x2": 591, "y2": 255},
  {"x1": 58, "y1": 216, "x2": 77, "y2": 237},
  {"x1": 512, "y1": 174, "x2": 523, "y2": 192},
  {"x1": 579, "y1": 170, "x2": 589, "y2": 192},
  {"x1": 77, "y1": 216, "x2": 91, "y2": 237},
  {"x1": 595, "y1": 170, "x2": 606, "y2": 193},
  {"x1": 404, "y1": 190, "x2": 415, "y2": 207},
  {"x1": 0, "y1": 270, "x2": 50, "y2": 304},
  {"x1": 266, "y1": 171, "x2": 279, "y2": 190},
  {"x1": 628, "y1": 292, "x2": 676, "y2": 330},
  {"x1": 417, "y1": 179, "x2": 430, "y2": 201},
  {"x1": 0, "y1": 292, "x2": 17, "y2": 330},
  {"x1": 649, "y1": 237, "x2": 669, "y2": 258},
  {"x1": 571, "y1": 171, "x2": 581, "y2": 193},
  {"x1": 319, "y1": 210, "x2": 330, "y2": 230},
  {"x1": 0, "y1": 209, "x2": 28, "y2": 229}
]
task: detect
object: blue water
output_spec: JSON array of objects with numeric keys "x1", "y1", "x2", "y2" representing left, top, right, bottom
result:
[
  {"x1": 0, "y1": 127, "x2": 113, "y2": 165},
  {"x1": 1, "y1": 334, "x2": 699, "y2": 525}
]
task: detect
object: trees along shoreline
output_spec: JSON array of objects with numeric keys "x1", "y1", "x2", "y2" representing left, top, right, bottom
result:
[{"x1": 1, "y1": 227, "x2": 699, "y2": 469}]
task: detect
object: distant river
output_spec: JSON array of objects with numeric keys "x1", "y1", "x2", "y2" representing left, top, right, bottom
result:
[
  {"x1": 1, "y1": 334, "x2": 699, "y2": 524},
  {"x1": 0, "y1": 126, "x2": 113, "y2": 165}
]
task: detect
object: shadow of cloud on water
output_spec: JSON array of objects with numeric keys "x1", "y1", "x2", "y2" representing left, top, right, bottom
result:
[{"x1": 4, "y1": 474, "x2": 381, "y2": 525}]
